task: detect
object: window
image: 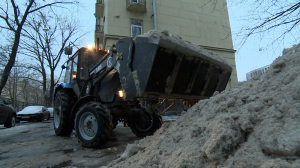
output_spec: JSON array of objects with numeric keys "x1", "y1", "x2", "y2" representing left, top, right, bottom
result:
[
  {"x1": 72, "y1": 55, "x2": 78, "y2": 74},
  {"x1": 63, "y1": 60, "x2": 72, "y2": 83},
  {"x1": 131, "y1": 20, "x2": 142, "y2": 37},
  {"x1": 130, "y1": 0, "x2": 141, "y2": 3},
  {"x1": 96, "y1": 17, "x2": 100, "y2": 25},
  {"x1": 97, "y1": 0, "x2": 104, "y2": 4},
  {"x1": 0, "y1": 97, "x2": 4, "y2": 104}
]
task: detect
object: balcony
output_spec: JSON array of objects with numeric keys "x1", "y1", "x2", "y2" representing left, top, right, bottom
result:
[
  {"x1": 95, "y1": 25, "x2": 104, "y2": 47},
  {"x1": 126, "y1": 0, "x2": 147, "y2": 13},
  {"x1": 96, "y1": 0, "x2": 104, "y2": 4},
  {"x1": 95, "y1": 25, "x2": 104, "y2": 33},
  {"x1": 95, "y1": 0, "x2": 104, "y2": 18}
]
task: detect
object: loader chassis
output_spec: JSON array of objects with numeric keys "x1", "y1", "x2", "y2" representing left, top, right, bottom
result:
[{"x1": 53, "y1": 36, "x2": 232, "y2": 148}]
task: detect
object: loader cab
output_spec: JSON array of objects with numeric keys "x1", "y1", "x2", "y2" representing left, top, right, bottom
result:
[{"x1": 64, "y1": 47, "x2": 104, "y2": 96}]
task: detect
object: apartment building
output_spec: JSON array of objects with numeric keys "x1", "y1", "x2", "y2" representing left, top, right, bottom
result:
[
  {"x1": 246, "y1": 65, "x2": 270, "y2": 81},
  {"x1": 94, "y1": 0, "x2": 237, "y2": 88}
]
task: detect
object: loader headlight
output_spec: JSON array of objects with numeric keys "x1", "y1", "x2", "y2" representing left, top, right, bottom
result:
[
  {"x1": 118, "y1": 90, "x2": 124, "y2": 98},
  {"x1": 87, "y1": 44, "x2": 93, "y2": 50},
  {"x1": 72, "y1": 71, "x2": 77, "y2": 79}
]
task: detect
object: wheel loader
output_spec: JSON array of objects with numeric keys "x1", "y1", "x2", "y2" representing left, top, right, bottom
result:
[{"x1": 53, "y1": 32, "x2": 232, "y2": 148}]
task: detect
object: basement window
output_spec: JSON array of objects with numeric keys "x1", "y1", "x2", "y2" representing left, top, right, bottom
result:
[{"x1": 131, "y1": 20, "x2": 142, "y2": 37}]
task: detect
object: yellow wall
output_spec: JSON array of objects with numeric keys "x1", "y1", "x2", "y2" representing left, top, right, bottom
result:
[{"x1": 95, "y1": 0, "x2": 237, "y2": 88}]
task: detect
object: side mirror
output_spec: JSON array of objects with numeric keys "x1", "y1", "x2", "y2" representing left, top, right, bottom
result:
[
  {"x1": 6, "y1": 99, "x2": 11, "y2": 104},
  {"x1": 64, "y1": 46, "x2": 73, "y2": 55}
]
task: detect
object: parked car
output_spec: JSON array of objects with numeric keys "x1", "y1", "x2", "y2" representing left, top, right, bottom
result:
[
  {"x1": 47, "y1": 107, "x2": 53, "y2": 118},
  {"x1": 0, "y1": 96, "x2": 16, "y2": 128},
  {"x1": 17, "y1": 106, "x2": 50, "y2": 122}
]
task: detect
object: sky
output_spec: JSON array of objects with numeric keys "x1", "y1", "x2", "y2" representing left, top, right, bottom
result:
[
  {"x1": 227, "y1": 2, "x2": 299, "y2": 81},
  {"x1": 74, "y1": 1, "x2": 299, "y2": 82}
]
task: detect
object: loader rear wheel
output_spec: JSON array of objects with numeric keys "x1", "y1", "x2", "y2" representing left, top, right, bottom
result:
[
  {"x1": 75, "y1": 102, "x2": 112, "y2": 148},
  {"x1": 130, "y1": 111, "x2": 162, "y2": 138},
  {"x1": 53, "y1": 90, "x2": 75, "y2": 136}
]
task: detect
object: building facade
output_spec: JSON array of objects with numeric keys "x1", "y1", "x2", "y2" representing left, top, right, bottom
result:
[
  {"x1": 94, "y1": 0, "x2": 237, "y2": 88},
  {"x1": 246, "y1": 65, "x2": 270, "y2": 81}
]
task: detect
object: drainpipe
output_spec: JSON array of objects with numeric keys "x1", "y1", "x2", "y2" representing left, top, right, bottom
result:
[{"x1": 153, "y1": 0, "x2": 157, "y2": 30}]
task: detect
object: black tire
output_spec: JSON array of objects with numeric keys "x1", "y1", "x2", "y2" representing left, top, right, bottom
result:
[
  {"x1": 46, "y1": 114, "x2": 50, "y2": 120},
  {"x1": 40, "y1": 114, "x2": 44, "y2": 122},
  {"x1": 53, "y1": 90, "x2": 75, "y2": 136},
  {"x1": 75, "y1": 102, "x2": 112, "y2": 148},
  {"x1": 129, "y1": 111, "x2": 162, "y2": 138},
  {"x1": 112, "y1": 118, "x2": 118, "y2": 130},
  {"x1": 5, "y1": 114, "x2": 16, "y2": 128}
]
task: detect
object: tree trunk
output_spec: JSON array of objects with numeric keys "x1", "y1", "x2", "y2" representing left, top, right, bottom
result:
[
  {"x1": 49, "y1": 70, "x2": 55, "y2": 107},
  {"x1": 0, "y1": 31, "x2": 21, "y2": 95},
  {"x1": 42, "y1": 67, "x2": 48, "y2": 106}
]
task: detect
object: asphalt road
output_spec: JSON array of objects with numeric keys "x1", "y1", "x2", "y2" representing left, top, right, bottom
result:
[{"x1": 0, "y1": 120, "x2": 141, "y2": 168}]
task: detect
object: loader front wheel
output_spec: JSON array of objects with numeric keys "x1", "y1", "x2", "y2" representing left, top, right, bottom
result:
[
  {"x1": 130, "y1": 111, "x2": 162, "y2": 138},
  {"x1": 53, "y1": 90, "x2": 75, "y2": 136},
  {"x1": 75, "y1": 102, "x2": 112, "y2": 148}
]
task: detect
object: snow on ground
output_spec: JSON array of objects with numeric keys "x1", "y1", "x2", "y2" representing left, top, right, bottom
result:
[
  {"x1": 107, "y1": 44, "x2": 300, "y2": 167},
  {"x1": 0, "y1": 122, "x2": 33, "y2": 137},
  {"x1": 162, "y1": 115, "x2": 179, "y2": 121},
  {"x1": 116, "y1": 115, "x2": 179, "y2": 127}
]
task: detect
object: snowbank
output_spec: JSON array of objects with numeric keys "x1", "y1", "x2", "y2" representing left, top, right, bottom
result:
[
  {"x1": 18, "y1": 106, "x2": 44, "y2": 114},
  {"x1": 108, "y1": 44, "x2": 300, "y2": 167}
]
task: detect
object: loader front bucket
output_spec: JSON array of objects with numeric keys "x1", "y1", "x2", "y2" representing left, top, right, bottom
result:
[{"x1": 116, "y1": 36, "x2": 232, "y2": 101}]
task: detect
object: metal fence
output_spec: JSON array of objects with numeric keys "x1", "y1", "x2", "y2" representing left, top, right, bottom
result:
[
  {"x1": 96, "y1": 0, "x2": 104, "y2": 4},
  {"x1": 95, "y1": 25, "x2": 104, "y2": 33}
]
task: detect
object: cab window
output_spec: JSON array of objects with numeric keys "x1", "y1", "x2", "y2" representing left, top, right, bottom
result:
[
  {"x1": 64, "y1": 60, "x2": 72, "y2": 83},
  {"x1": 0, "y1": 97, "x2": 5, "y2": 104},
  {"x1": 79, "y1": 50, "x2": 102, "y2": 80}
]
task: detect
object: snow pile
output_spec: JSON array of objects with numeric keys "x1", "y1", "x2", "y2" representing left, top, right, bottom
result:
[
  {"x1": 138, "y1": 29, "x2": 228, "y2": 64},
  {"x1": 108, "y1": 44, "x2": 300, "y2": 168},
  {"x1": 17, "y1": 106, "x2": 44, "y2": 114}
]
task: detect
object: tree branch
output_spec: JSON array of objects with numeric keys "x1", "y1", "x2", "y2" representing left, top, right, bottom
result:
[
  {"x1": 28, "y1": 2, "x2": 76, "y2": 14},
  {"x1": 10, "y1": 0, "x2": 20, "y2": 25},
  {"x1": 0, "y1": 14, "x2": 16, "y2": 32},
  {"x1": 18, "y1": 76, "x2": 43, "y2": 85}
]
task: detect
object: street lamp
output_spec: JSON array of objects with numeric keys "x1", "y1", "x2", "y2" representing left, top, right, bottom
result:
[
  {"x1": 43, "y1": 27, "x2": 49, "y2": 49},
  {"x1": 43, "y1": 27, "x2": 49, "y2": 32}
]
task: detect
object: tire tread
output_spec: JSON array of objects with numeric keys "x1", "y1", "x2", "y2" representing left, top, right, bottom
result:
[
  {"x1": 54, "y1": 90, "x2": 75, "y2": 136},
  {"x1": 75, "y1": 102, "x2": 112, "y2": 148}
]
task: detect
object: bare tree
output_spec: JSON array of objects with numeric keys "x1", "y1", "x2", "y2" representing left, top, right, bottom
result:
[
  {"x1": 229, "y1": 0, "x2": 300, "y2": 47},
  {"x1": 0, "y1": 0, "x2": 79, "y2": 95},
  {"x1": 7, "y1": 67, "x2": 18, "y2": 107},
  {"x1": 0, "y1": 45, "x2": 9, "y2": 74},
  {"x1": 20, "y1": 11, "x2": 85, "y2": 106},
  {"x1": 204, "y1": 0, "x2": 300, "y2": 48},
  {"x1": 227, "y1": 0, "x2": 300, "y2": 46},
  {"x1": 0, "y1": 60, "x2": 43, "y2": 110}
]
